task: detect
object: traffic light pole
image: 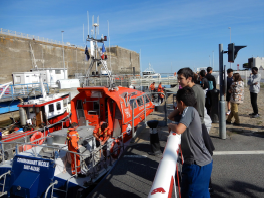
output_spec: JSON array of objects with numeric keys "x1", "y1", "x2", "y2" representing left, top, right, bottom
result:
[{"x1": 219, "y1": 44, "x2": 226, "y2": 139}]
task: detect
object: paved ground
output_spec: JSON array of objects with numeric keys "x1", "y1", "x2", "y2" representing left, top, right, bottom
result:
[{"x1": 88, "y1": 87, "x2": 264, "y2": 198}]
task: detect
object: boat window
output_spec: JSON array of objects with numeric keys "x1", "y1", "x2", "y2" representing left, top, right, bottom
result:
[
  {"x1": 137, "y1": 97, "x2": 143, "y2": 107},
  {"x1": 130, "y1": 100, "x2": 137, "y2": 109},
  {"x1": 56, "y1": 102, "x2": 61, "y2": 110},
  {"x1": 55, "y1": 70, "x2": 61, "y2": 74},
  {"x1": 144, "y1": 95, "x2": 150, "y2": 103},
  {"x1": 63, "y1": 99, "x2": 68, "y2": 107},
  {"x1": 49, "y1": 104, "x2": 54, "y2": 112}
]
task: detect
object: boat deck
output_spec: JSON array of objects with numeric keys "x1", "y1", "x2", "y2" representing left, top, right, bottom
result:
[{"x1": 87, "y1": 123, "x2": 176, "y2": 198}]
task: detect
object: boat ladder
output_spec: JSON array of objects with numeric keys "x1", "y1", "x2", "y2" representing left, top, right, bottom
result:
[
  {"x1": 0, "y1": 170, "x2": 11, "y2": 197},
  {"x1": 46, "y1": 175, "x2": 77, "y2": 198}
]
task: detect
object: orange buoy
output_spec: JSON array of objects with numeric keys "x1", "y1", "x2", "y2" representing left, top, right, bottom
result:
[
  {"x1": 110, "y1": 139, "x2": 121, "y2": 159},
  {"x1": 30, "y1": 132, "x2": 44, "y2": 145},
  {"x1": 23, "y1": 145, "x2": 32, "y2": 151}
]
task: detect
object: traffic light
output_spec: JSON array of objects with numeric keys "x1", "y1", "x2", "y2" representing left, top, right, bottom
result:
[{"x1": 228, "y1": 43, "x2": 247, "y2": 63}]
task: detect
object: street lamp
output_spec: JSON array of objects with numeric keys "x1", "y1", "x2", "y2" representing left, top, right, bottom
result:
[
  {"x1": 228, "y1": 27, "x2": 232, "y2": 69},
  {"x1": 61, "y1": 31, "x2": 66, "y2": 79},
  {"x1": 212, "y1": 51, "x2": 214, "y2": 70}
]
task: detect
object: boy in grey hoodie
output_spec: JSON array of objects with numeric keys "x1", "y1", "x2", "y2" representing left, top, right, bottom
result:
[{"x1": 248, "y1": 67, "x2": 261, "y2": 118}]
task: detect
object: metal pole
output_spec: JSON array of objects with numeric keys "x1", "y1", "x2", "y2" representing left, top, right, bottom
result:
[
  {"x1": 62, "y1": 31, "x2": 66, "y2": 79},
  {"x1": 228, "y1": 27, "x2": 232, "y2": 69},
  {"x1": 144, "y1": 95, "x2": 146, "y2": 124},
  {"x1": 212, "y1": 51, "x2": 214, "y2": 70},
  {"x1": 132, "y1": 100, "x2": 135, "y2": 138},
  {"x1": 164, "y1": 92, "x2": 168, "y2": 125},
  {"x1": 219, "y1": 44, "x2": 226, "y2": 139}
]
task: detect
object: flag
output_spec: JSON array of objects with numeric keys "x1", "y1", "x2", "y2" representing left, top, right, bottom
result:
[
  {"x1": 101, "y1": 43, "x2": 106, "y2": 59},
  {"x1": 85, "y1": 45, "x2": 90, "y2": 61}
]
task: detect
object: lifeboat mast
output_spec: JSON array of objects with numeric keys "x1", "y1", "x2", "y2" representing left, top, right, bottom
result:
[{"x1": 86, "y1": 22, "x2": 116, "y2": 90}]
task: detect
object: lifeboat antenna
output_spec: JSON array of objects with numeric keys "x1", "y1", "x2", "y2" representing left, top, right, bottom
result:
[{"x1": 85, "y1": 21, "x2": 116, "y2": 90}]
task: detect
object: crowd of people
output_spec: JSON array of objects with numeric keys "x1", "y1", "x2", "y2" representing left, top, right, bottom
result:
[{"x1": 167, "y1": 66, "x2": 261, "y2": 197}]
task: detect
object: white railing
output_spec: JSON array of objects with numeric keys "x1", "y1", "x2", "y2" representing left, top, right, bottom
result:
[
  {"x1": 0, "y1": 28, "x2": 84, "y2": 49},
  {"x1": 148, "y1": 132, "x2": 182, "y2": 198}
]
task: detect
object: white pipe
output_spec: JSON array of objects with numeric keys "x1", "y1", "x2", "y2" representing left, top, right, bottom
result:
[{"x1": 148, "y1": 133, "x2": 181, "y2": 198}]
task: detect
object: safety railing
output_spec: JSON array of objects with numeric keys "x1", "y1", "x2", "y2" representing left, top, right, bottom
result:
[
  {"x1": 0, "y1": 83, "x2": 49, "y2": 100},
  {"x1": 0, "y1": 130, "x2": 126, "y2": 182},
  {"x1": 148, "y1": 132, "x2": 182, "y2": 198},
  {"x1": 0, "y1": 28, "x2": 84, "y2": 49}
]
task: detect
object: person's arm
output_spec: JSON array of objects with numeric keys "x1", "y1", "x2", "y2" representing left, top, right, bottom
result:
[
  {"x1": 168, "y1": 123, "x2": 187, "y2": 135},
  {"x1": 248, "y1": 74, "x2": 261, "y2": 85},
  {"x1": 168, "y1": 109, "x2": 180, "y2": 121}
]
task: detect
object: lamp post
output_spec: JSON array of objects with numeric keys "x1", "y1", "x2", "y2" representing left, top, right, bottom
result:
[
  {"x1": 212, "y1": 51, "x2": 214, "y2": 70},
  {"x1": 228, "y1": 27, "x2": 232, "y2": 69},
  {"x1": 61, "y1": 31, "x2": 66, "y2": 79},
  {"x1": 107, "y1": 20, "x2": 111, "y2": 73}
]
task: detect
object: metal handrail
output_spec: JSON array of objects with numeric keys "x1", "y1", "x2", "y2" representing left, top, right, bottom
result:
[
  {"x1": 0, "y1": 28, "x2": 84, "y2": 49},
  {"x1": 44, "y1": 180, "x2": 58, "y2": 198},
  {"x1": 0, "y1": 170, "x2": 11, "y2": 197}
]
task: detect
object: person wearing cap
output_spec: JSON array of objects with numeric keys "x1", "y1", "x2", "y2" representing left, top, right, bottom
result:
[{"x1": 67, "y1": 122, "x2": 85, "y2": 177}]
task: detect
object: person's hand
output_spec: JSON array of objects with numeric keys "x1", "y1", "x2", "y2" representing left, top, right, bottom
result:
[{"x1": 168, "y1": 123, "x2": 177, "y2": 133}]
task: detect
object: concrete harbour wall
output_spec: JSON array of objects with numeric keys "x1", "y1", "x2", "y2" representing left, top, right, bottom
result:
[{"x1": 0, "y1": 34, "x2": 140, "y2": 84}]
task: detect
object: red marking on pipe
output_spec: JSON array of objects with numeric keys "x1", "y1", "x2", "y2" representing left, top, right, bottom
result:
[
  {"x1": 151, "y1": 187, "x2": 166, "y2": 195},
  {"x1": 168, "y1": 176, "x2": 174, "y2": 198}
]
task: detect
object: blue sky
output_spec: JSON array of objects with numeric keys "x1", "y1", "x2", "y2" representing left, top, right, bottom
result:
[{"x1": 1, "y1": 0, "x2": 264, "y2": 73}]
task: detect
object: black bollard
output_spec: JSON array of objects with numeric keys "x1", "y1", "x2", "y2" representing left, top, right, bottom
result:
[
  {"x1": 147, "y1": 120, "x2": 162, "y2": 156},
  {"x1": 209, "y1": 89, "x2": 219, "y2": 123}
]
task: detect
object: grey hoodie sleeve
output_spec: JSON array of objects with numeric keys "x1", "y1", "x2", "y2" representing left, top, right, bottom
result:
[{"x1": 247, "y1": 74, "x2": 261, "y2": 85}]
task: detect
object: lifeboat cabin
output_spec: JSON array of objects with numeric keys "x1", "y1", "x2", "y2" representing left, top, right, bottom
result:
[
  {"x1": 71, "y1": 86, "x2": 154, "y2": 143},
  {"x1": 16, "y1": 93, "x2": 71, "y2": 134}
]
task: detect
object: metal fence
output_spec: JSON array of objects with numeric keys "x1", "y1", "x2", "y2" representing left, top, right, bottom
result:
[
  {"x1": 0, "y1": 83, "x2": 49, "y2": 100},
  {"x1": 0, "y1": 28, "x2": 84, "y2": 49}
]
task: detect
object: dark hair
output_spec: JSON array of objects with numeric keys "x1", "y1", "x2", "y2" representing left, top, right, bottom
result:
[
  {"x1": 207, "y1": 67, "x2": 212, "y2": 73},
  {"x1": 227, "y1": 68, "x2": 233, "y2": 74},
  {"x1": 233, "y1": 73, "x2": 243, "y2": 82},
  {"x1": 176, "y1": 87, "x2": 197, "y2": 107},
  {"x1": 252, "y1": 67, "x2": 258, "y2": 72},
  {"x1": 101, "y1": 122, "x2": 108, "y2": 131},
  {"x1": 153, "y1": 82, "x2": 155, "y2": 84},
  {"x1": 177, "y1": 67, "x2": 194, "y2": 82},
  {"x1": 71, "y1": 122, "x2": 78, "y2": 128},
  {"x1": 200, "y1": 70, "x2": 206, "y2": 77}
]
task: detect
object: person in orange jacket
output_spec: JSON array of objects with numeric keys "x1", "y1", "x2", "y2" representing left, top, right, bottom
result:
[
  {"x1": 157, "y1": 82, "x2": 162, "y2": 92},
  {"x1": 149, "y1": 82, "x2": 155, "y2": 92},
  {"x1": 159, "y1": 87, "x2": 165, "y2": 104},
  {"x1": 67, "y1": 122, "x2": 85, "y2": 177},
  {"x1": 93, "y1": 121, "x2": 113, "y2": 147}
]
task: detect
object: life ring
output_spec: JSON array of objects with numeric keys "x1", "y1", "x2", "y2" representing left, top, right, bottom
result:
[
  {"x1": 23, "y1": 145, "x2": 32, "y2": 151},
  {"x1": 174, "y1": 72, "x2": 177, "y2": 76},
  {"x1": 30, "y1": 132, "x2": 44, "y2": 145},
  {"x1": 110, "y1": 139, "x2": 121, "y2": 159}
]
